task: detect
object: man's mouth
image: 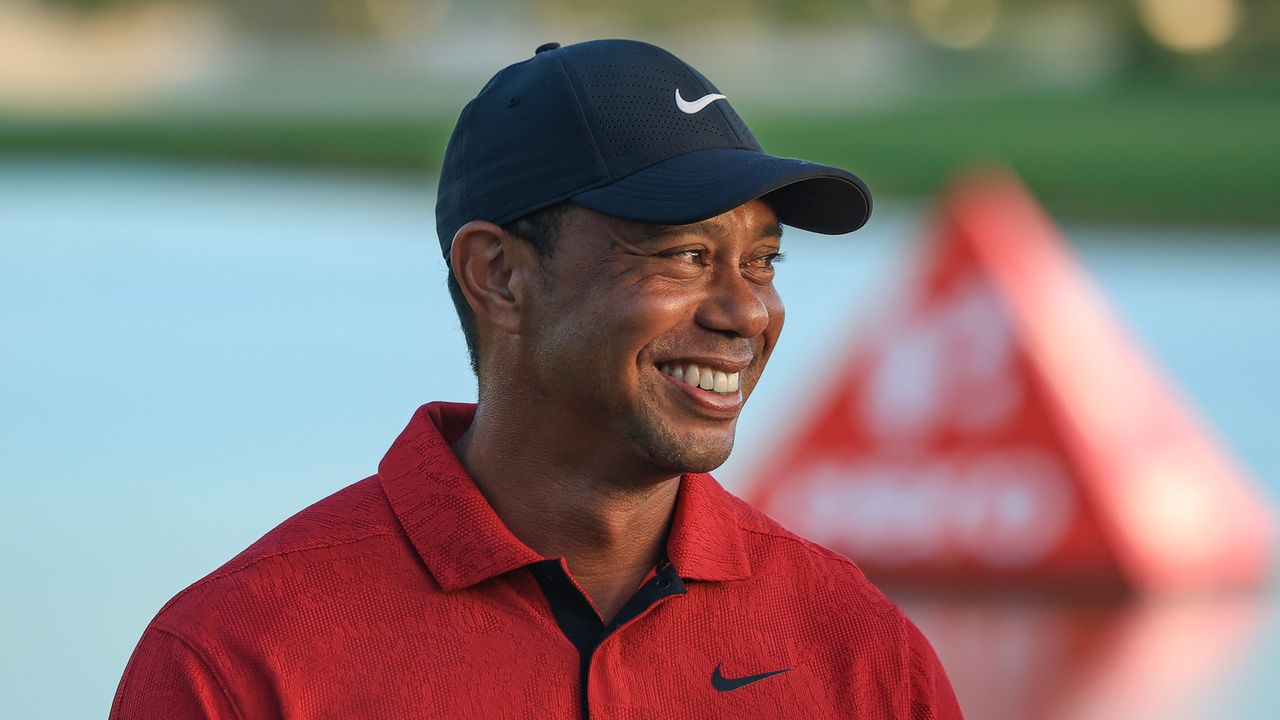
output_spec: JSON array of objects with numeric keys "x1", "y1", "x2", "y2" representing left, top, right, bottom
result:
[{"x1": 658, "y1": 362, "x2": 740, "y2": 395}]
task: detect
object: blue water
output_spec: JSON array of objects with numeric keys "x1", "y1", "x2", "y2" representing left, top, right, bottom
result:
[{"x1": 2, "y1": 159, "x2": 1277, "y2": 718}]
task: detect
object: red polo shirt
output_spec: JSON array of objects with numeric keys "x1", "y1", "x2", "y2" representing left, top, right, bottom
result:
[{"x1": 111, "y1": 402, "x2": 962, "y2": 719}]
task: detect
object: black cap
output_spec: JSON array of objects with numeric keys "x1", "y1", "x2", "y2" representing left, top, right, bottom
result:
[{"x1": 435, "y1": 38, "x2": 871, "y2": 260}]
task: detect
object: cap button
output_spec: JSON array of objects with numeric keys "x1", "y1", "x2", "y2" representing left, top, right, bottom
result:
[{"x1": 535, "y1": 42, "x2": 561, "y2": 54}]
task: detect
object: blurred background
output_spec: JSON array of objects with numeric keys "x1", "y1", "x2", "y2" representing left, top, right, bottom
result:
[{"x1": 2, "y1": 1, "x2": 1278, "y2": 718}]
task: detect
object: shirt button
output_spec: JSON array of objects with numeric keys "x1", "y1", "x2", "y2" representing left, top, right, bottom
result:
[{"x1": 655, "y1": 577, "x2": 672, "y2": 590}]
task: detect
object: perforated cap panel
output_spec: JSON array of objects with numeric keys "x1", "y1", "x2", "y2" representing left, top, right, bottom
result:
[{"x1": 564, "y1": 41, "x2": 762, "y2": 176}]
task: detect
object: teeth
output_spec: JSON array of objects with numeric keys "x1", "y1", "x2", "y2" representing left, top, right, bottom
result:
[{"x1": 659, "y1": 362, "x2": 740, "y2": 395}]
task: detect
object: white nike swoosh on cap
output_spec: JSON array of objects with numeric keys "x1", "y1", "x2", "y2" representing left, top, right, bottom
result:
[{"x1": 676, "y1": 88, "x2": 727, "y2": 114}]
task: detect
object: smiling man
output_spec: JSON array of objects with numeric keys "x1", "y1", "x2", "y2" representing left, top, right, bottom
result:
[{"x1": 112, "y1": 39, "x2": 962, "y2": 719}]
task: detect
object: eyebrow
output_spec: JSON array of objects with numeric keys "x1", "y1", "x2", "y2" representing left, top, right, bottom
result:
[{"x1": 639, "y1": 219, "x2": 784, "y2": 243}]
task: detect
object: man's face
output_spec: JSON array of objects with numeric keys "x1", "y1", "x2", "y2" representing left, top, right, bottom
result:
[{"x1": 517, "y1": 199, "x2": 785, "y2": 476}]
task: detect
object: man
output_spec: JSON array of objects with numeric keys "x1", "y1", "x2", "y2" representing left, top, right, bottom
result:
[{"x1": 112, "y1": 39, "x2": 962, "y2": 719}]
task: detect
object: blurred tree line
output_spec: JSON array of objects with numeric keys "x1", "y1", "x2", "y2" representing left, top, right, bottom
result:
[{"x1": 30, "y1": 0, "x2": 1280, "y2": 80}]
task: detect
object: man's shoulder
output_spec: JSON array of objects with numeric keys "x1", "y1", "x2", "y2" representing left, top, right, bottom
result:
[
  {"x1": 726, "y1": 490, "x2": 908, "y2": 628},
  {"x1": 729, "y1": 489, "x2": 870, "y2": 580},
  {"x1": 151, "y1": 475, "x2": 408, "y2": 631},
  {"x1": 723, "y1": 491, "x2": 962, "y2": 716}
]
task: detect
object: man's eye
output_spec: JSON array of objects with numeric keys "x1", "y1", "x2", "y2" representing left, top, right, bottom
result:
[
  {"x1": 749, "y1": 251, "x2": 785, "y2": 269},
  {"x1": 666, "y1": 249, "x2": 706, "y2": 263}
]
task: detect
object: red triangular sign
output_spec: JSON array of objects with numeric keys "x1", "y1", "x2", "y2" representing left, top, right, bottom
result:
[{"x1": 747, "y1": 169, "x2": 1273, "y2": 595}]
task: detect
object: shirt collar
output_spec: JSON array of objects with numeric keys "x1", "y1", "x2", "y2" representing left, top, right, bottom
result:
[
  {"x1": 668, "y1": 471, "x2": 752, "y2": 582},
  {"x1": 378, "y1": 402, "x2": 751, "y2": 591}
]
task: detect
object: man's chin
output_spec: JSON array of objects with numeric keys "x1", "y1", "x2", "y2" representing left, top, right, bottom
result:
[
  {"x1": 674, "y1": 451, "x2": 732, "y2": 475},
  {"x1": 642, "y1": 429, "x2": 737, "y2": 475},
  {"x1": 620, "y1": 405, "x2": 740, "y2": 475}
]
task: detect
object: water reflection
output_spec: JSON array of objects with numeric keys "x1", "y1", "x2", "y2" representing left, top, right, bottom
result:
[{"x1": 901, "y1": 592, "x2": 1272, "y2": 720}]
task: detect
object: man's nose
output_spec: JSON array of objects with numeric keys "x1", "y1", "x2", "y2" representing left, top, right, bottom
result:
[{"x1": 694, "y1": 265, "x2": 772, "y2": 339}]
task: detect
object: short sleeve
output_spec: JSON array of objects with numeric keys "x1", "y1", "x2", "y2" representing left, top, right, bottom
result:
[
  {"x1": 906, "y1": 618, "x2": 964, "y2": 720},
  {"x1": 110, "y1": 626, "x2": 240, "y2": 720}
]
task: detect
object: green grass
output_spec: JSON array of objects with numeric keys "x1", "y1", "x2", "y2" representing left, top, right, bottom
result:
[
  {"x1": 3, "y1": 81, "x2": 1277, "y2": 226},
  {"x1": 751, "y1": 82, "x2": 1280, "y2": 226},
  {"x1": 0, "y1": 115, "x2": 453, "y2": 171}
]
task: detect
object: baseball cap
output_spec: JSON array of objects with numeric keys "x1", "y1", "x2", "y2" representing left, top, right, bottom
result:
[{"x1": 435, "y1": 38, "x2": 871, "y2": 260}]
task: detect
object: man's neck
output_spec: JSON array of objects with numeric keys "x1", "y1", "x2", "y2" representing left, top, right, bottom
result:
[{"x1": 450, "y1": 403, "x2": 681, "y2": 623}]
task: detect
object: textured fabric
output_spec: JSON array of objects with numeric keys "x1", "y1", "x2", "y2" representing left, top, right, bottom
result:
[{"x1": 111, "y1": 401, "x2": 963, "y2": 719}]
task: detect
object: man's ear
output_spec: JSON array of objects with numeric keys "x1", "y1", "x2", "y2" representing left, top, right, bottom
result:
[{"x1": 449, "y1": 221, "x2": 534, "y2": 336}]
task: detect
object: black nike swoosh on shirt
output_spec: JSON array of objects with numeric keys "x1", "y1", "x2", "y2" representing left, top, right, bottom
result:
[{"x1": 711, "y1": 663, "x2": 791, "y2": 692}]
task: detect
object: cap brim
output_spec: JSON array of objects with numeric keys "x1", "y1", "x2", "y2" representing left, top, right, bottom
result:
[{"x1": 571, "y1": 147, "x2": 871, "y2": 234}]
